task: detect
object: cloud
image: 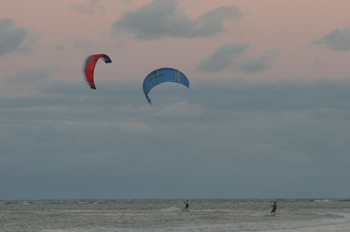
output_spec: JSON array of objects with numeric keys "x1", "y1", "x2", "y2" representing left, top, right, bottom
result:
[
  {"x1": 239, "y1": 49, "x2": 280, "y2": 73},
  {"x1": 197, "y1": 43, "x2": 250, "y2": 72},
  {"x1": 197, "y1": 43, "x2": 279, "y2": 73},
  {"x1": 153, "y1": 100, "x2": 203, "y2": 119},
  {"x1": 2, "y1": 77, "x2": 350, "y2": 199},
  {"x1": 69, "y1": 35, "x2": 112, "y2": 51},
  {"x1": 72, "y1": 38, "x2": 95, "y2": 50},
  {"x1": 51, "y1": 45, "x2": 64, "y2": 51},
  {"x1": 69, "y1": 0, "x2": 104, "y2": 14},
  {"x1": 5, "y1": 66, "x2": 60, "y2": 91},
  {"x1": 310, "y1": 25, "x2": 350, "y2": 51},
  {"x1": 110, "y1": 0, "x2": 243, "y2": 40},
  {"x1": 0, "y1": 18, "x2": 28, "y2": 56}
]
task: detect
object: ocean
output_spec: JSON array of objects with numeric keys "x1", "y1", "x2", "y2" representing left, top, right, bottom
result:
[{"x1": 1, "y1": 199, "x2": 350, "y2": 232}]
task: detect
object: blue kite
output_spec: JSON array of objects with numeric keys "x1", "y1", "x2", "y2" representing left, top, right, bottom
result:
[{"x1": 142, "y1": 68, "x2": 190, "y2": 105}]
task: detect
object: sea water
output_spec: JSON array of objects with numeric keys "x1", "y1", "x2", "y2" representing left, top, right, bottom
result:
[{"x1": 1, "y1": 199, "x2": 350, "y2": 232}]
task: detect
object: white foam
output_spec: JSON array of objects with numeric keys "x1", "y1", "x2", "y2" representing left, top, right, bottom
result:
[{"x1": 315, "y1": 199, "x2": 333, "y2": 203}]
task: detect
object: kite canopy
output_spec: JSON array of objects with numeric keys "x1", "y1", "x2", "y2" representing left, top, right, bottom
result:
[
  {"x1": 142, "y1": 68, "x2": 190, "y2": 105},
  {"x1": 82, "y1": 54, "x2": 112, "y2": 89}
]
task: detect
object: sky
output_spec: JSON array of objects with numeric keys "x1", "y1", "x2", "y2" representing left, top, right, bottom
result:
[{"x1": 1, "y1": 0, "x2": 350, "y2": 200}]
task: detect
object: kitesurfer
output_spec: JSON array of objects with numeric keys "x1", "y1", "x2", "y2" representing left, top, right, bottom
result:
[
  {"x1": 183, "y1": 200, "x2": 189, "y2": 211},
  {"x1": 270, "y1": 202, "x2": 277, "y2": 215}
]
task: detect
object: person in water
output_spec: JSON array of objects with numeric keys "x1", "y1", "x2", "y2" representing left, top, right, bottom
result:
[
  {"x1": 183, "y1": 200, "x2": 189, "y2": 211},
  {"x1": 271, "y1": 202, "x2": 277, "y2": 215}
]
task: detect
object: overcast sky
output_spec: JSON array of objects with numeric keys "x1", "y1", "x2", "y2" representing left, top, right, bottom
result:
[{"x1": 1, "y1": 0, "x2": 350, "y2": 200}]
